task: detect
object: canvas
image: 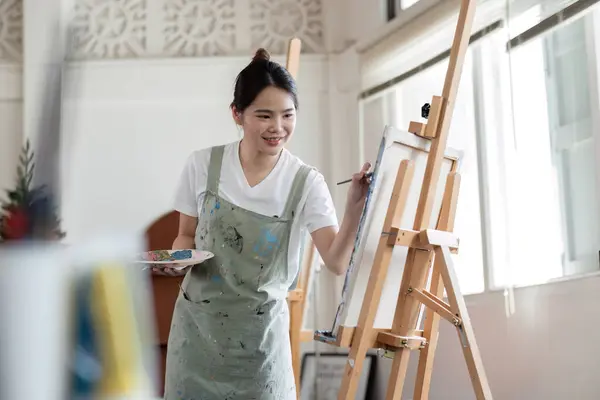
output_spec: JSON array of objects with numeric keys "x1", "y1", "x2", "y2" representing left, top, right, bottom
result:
[{"x1": 330, "y1": 125, "x2": 462, "y2": 336}]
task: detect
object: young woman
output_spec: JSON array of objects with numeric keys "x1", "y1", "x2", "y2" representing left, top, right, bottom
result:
[{"x1": 162, "y1": 48, "x2": 371, "y2": 399}]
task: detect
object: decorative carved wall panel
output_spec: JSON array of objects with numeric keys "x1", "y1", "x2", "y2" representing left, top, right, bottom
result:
[
  {"x1": 72, "y1": 0, "x2": 148, "y2": 59},
  {"x1": 163, "y1": 0, "x2": 236, "y2": 57},
  {"x1": 0, "y1": 0, "x2": 22, "y2": 62},
  {"x1": 70, "y1": 0, "x2": 324, "y2": 60},
  {"x1": 249, "y1": 0, "x2": 323, "y2": 54}
]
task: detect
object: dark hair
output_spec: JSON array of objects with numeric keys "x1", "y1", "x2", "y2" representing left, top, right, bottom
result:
[{"x1": 230, "y1": 48, "x2": 298, "y2": 113}]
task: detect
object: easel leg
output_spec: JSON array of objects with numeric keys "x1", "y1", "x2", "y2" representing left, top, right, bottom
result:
[
  {"x1": 385, "y1": 249, "x2": 434, "y2": 400},
  {"x1": 436, "y1": 246, "x2": 492, "y2": 399},
  {"x1": 414, "y1": 171, "x2": 459, "y2": 399},
  {"x1": 413, "y1": 262, "x2": 444, "y2": 399}
]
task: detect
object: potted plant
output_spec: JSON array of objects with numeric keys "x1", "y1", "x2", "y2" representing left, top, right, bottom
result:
[{"x1": 0, "y1": 140, "x2": 65, "y2": 242}]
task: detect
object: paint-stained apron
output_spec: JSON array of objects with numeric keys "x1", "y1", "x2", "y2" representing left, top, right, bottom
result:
[{"x1": 164, "y1": 145, "x2": 311, "y2": 400}]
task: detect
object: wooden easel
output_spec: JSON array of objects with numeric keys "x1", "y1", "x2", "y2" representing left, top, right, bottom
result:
[
  {"x1": 282, "y1": 37, "x2": 317, "y2": 398},
  {"x1": 315, "y1": 1, "x2": 493, "y2": 399}
]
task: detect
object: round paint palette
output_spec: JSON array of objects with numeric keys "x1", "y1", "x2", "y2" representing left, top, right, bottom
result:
[{"x1": 135, "y1": 249, "x2": 214, "y2": 270}]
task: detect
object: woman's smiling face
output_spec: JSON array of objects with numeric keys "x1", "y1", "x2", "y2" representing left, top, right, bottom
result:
[{"x1": 233, "y1": 86, "x2": 297, "y2": 156}]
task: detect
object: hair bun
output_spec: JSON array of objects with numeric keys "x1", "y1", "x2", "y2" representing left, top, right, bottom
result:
[{"x1": 252, "y1": 48, "x2": 271, "y2": 62}]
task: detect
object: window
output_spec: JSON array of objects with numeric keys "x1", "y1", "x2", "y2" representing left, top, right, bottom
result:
[
  {"x1": 495, "y1": 6, "x2": 600, "y2": 287},
  {"x1": 386, "y1": 0, "x2": 426, "y2": 22},
  {"x1": 362, "y1": 0, "x2": 600, "y2": 293}
]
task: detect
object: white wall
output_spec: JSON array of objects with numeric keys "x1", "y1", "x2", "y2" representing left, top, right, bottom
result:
[
  {"x1": 328, "y1": 0, "x2": 387, "y2": 51},
  {"x1": 59, "y1": 55, "x2": 330, "y2": 242},
  {"x1": 372, "y1": 275, "x2": 600, "y2": 399}
]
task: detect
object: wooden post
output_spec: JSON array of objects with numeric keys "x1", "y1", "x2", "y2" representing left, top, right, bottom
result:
[
  {"x1": 283, "y1": 37, "x2": 311, "y2": 399},
  {"x1": 286, "y1": 37, "x2": 302, "y2": 79}
]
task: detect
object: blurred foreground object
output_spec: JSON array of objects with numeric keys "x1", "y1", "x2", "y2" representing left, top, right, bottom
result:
[
  {"x1": 0, "y1": 236, "x2": 160, "y2": 400},
  {"x1": 0, "y1": 244, "x2": 71, "y2": 400},
  {"x1": 0, "y1": 140, "x2": 65, "y2": 242}
]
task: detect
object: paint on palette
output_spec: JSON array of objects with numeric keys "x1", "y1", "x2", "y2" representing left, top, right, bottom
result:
[{"x1": 144, "y1": 249, "x2": 192, "y2": 262}]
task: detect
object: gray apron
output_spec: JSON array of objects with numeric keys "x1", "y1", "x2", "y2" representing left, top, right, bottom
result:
[{"x1": 164, "y1": 145, "x2": 311, "y2": 400}]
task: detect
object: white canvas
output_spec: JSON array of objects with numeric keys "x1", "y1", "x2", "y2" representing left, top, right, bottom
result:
[{"x1": 330, "y1": 125, "x2": 462, "y2": 336}]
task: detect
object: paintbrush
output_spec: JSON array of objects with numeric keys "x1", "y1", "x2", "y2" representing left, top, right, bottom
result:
[{"x1": 336, "y1": 172, "x2": 373, "y2": 186}]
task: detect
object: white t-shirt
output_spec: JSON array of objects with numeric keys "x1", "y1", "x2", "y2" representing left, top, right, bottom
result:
[{"x1": 173, "y1": 140, "x2": 338, "y2": 282}]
